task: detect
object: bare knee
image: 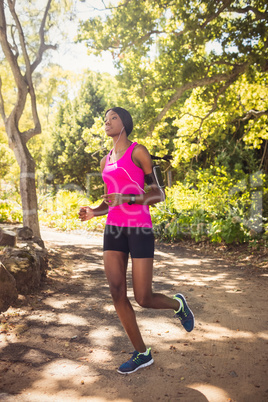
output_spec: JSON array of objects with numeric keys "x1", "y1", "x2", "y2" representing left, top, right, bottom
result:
[
  {"x1": 135, "y1": 293, "x2": 153, "y2": 308},
  {"x1": 109, "y1": 283, "x2": 126, "y2": 304}
]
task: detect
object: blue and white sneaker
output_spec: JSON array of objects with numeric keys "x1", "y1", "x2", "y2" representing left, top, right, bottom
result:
[
  {"x1": 173, "y1": 293, "x2": 194, "y2": 332},
  {"x1": 117, "y1": 348, "x2": 154, "y2": 374}
]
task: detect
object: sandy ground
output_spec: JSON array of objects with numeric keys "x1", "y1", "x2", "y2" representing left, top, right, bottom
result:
[{"x1": 0, "y1": 228, "x2": 268, "y2": 402}]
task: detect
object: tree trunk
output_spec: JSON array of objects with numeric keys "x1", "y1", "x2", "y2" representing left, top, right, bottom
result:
[
  {"x1": 18, "y1": 152, "x2": 40, "y2": 238},
  {"x1": 7, "y1": 121, "x2": 41, "y2": 238}
]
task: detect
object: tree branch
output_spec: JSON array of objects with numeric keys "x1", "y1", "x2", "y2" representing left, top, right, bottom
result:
[
  {"x1": 0, "y1": 76, "x2": 6, "y2": 123},
  {"x1": 92, "y1": 0, "x2": 131, "y2": 11},
  {"x1": 227, "y1": 6, "x2": 268, "y2": 21},
  {"x1": 127, "y1": 0, "x2": 233, "y2": 49},
  {"x1": 202, "y1": 73, "x2": 238, "y2": 122},
  {"x1": 7, "y1": 0, "x2": 31, "y2": 73},
  {"x1": 187, "y1": 75, "x2": 238, "y2": 143},
  {"x1": 7, "y1": 0, "x2": 42, "y2": 141},
  {"x1": 234, "y1": 109, "x2": 268, "y2": 123},
  {"x1": 148, "y1": 62, "x2": 249, "y2": 134},
  {"x1": 10, "y1": 23, "x2": 19, "y2": 57},
  {"x1": 131, "y1": 30, "x2": 165, "y2": 45},
  {"x1": 260, "y1": 140, "x2": 267, "y2": 170},
  {"x1": 117, "y1": 29, "x2": 166, "y2": 54},
  {"x1": 31, "y1": 0, "x2": 57, "y2": 73},
  {"x1": 22, "y1": 126, "x2": 41, "y2": 143},
  {"x1": 201, "y1": 0, "x2": 233, "y2": 29},
  {"x1": 0, "y1": 1, "x2": 27, "y2": 129},
  {"x1": 0, "y1": 1, "x2": 25, "y2": 87}
]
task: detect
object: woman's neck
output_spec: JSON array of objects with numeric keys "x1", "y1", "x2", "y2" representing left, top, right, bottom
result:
[
  {"x1": 113, "y1": 136, "x2": 131, "y2": 153},
  {"x1": 110, "y1": 138, "x2": 132, "y2": 163}
]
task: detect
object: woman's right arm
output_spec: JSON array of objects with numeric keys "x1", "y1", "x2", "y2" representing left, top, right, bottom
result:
[{"x1": 78, "y1": 156, "x2": 109, "y2": 221}]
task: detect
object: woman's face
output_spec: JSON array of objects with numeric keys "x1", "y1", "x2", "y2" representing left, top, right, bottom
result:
[{"x1": 104, "y1": 110, "x2": 124, "y2": 137}]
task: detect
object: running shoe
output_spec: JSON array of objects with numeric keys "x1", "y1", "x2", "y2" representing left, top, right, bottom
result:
[
  {"x1": 117, "y1": 348, "x2": 154, "y2": 374},
  {"x1": 173, "y1": 293, "x2": 194, "y2": 332}
]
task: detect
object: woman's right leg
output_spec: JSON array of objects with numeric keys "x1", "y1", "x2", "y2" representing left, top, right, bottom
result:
[{"x1": 103, "y1": 250, "x2": 147, "y2": 353}]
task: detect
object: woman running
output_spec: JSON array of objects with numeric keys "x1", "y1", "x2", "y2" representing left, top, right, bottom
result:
[{"x1": 79, "y1": 107, "x2": 194, "y2": 374}]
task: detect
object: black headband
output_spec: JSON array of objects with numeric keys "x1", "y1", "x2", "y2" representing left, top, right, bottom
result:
[{"x1": 105, "y1": 107, "x2": 133, "y2": 136}]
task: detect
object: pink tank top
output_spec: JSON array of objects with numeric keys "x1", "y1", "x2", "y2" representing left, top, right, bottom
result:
[{"x1": 102, "y1": 142, "x2": 152, "y2": 228}]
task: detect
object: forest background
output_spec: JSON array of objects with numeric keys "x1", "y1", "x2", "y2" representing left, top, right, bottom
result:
[{"x1": 0, "y1": 0, "x2": 267, "y2": 247}]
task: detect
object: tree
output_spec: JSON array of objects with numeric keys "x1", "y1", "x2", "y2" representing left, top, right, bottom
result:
[
  {"x1": 43, "y1": 70, "x2": 119, "y2": 197},
  {"x1": 0, "y1": 0, "x2": 71, "y2": 236},
  {"x1": 78, "y1": 0, "x2": 268, "y2": 170},
  {"x1": 171, "y1": 71, "x2": 268, "y2": 175}
]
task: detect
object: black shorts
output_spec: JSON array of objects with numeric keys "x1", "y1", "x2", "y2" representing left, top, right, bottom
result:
[{"x1": 103, "y1": 225, "x2": 155, "y2": 258}]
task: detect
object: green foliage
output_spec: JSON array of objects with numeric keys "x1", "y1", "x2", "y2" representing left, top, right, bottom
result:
[
  {"x1": 151, "y1": 167, "x2": 267, "y2": 244},
  {"x1": 0, "y1": 137, "x2": 20, "y2": 195},
  {"x1": 42, "y1": 70, "x2": 119, "y2": 197},
  {"x1": 1, "y1": 176, "x2": 266, "y2": 246},
  {"x1": 38, "y1": 190, "x2": 105, "y2": 232},
  {"x1": 78, "y1": 0, "x2": 268, "y2": 175},
  {"x1": 171, "y1": 73, "x2": 268, "y2": 176},
  {"x1": 0, "y1": 133, "x2": 15, "y2": 179},
  {"x1": 0, "y1": 199, "x2": 22, "y2": 223},
  {"x1": 1, "y1": 0, "x2": 268, "y2": 248}
]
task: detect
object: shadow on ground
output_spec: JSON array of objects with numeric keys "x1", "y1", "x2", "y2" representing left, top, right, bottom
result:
[{"x1": 0, "y1": 238, "x2": 267, "y2": 402}]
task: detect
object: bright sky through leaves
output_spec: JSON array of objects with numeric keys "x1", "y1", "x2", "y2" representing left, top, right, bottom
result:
[{"x1": 52, "y1": 0, "x2": 118, "y2": 74}]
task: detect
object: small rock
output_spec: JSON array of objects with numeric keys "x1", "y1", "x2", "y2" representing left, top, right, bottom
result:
[
  {"x1": 229, "y1": 371, "x2": 238, "y2": 377},
  {"x1": 0, "y1": 229, "x2": 16, "y2": 247},
  {"x1": 3, "y1": 249, "x2": 41, "y2": 295},
  {"x1": 17, "y1": 226, "x2": 33, "y2": 240},
  {"x1": 0, "y1": 262, "x2": 18, "y2": 313}
]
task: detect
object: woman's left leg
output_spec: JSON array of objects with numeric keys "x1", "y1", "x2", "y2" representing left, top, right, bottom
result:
[{"x1": 132, "y1": 258, "x2": 180, "y2": 310}]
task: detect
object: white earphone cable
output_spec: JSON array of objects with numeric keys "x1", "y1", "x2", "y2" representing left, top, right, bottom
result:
[
  {"x1": 111, "y1": 126, "x2": 125, "y2": 163},
  {"x1": 117, "y1": 167, "x2": 146, "y2": 194}
]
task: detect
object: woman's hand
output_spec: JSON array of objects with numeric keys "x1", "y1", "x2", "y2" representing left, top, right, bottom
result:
[
  {"x1": 101, "y1": 193, "x2": 125, "y2": 207},
  {"x1": 79, "y1": 206, "x2": 94, "y2": 221}
]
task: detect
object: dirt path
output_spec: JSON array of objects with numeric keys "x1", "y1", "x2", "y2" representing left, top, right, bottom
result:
[{"x1": 0, "y1": 229, "x2": 267, "y2": 402}]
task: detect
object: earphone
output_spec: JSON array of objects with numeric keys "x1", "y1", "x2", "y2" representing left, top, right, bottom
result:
[
  {"x1": 111, "y1": 126, "x2": 125, "y2": 163},
  {"x1": 113, "y1": 126, "x2": 125, "y2": 150}
]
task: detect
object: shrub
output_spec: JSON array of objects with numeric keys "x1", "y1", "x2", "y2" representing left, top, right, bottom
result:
[
  {"x1": 38, "y1": 190, "x2": 106, "y2": 232},
  {"x1": 0, "y1": 199, "x2": 23, "y2": 223},
  {"x1": 151, "y1": 167, "x2": 266, "y2": 244}
]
